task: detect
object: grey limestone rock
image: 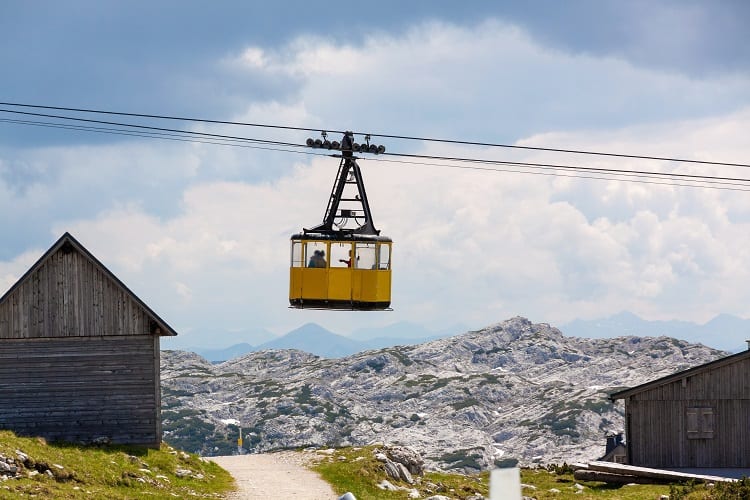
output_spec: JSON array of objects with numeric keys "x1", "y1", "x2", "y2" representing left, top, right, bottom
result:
[
  {"x1": 385, "y1": 445, "x2": 424, "y2": 476},
  {"x1": 160, "y1": 317, "x2": 727, "y2": 468},
  {"x1": 383, "y1": 461, "x2": 403, "y2": 482},
  {"x1": 377, "y1": 479, "x2": 400, "y2": 491},
  {"x1": 0, "y1": 460, "x2": 17, "y2": 475},
  {"x1": 396, "y1": 462, "x2": 414, "y2": 484}
]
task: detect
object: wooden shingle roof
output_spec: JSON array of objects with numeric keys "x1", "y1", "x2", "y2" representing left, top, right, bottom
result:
[
  {"x1": 610, "y1": 348, "x2": 750, "y2": 401},
  {"x1": 0, "y1": 232, "x2": 177, "y2": 337}
]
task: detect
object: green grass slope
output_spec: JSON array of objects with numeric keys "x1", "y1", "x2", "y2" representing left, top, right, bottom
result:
[
  {"x1": 0, "y1": 431, "x2": 234, "y2": 499},
  {"x1": 313, "y1": 446, "x2": 749, "y2": 500}
]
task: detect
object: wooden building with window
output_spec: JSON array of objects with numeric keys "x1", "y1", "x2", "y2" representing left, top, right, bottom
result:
[
  {"x1": 0, "y1": 232, "x2": 177, "y2": 446},
  {"x1": 610, "y1": 349, "x2": 750, "y2": 468}
]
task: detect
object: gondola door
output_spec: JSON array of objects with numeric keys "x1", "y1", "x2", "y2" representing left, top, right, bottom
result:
[{"x1": 327, "y1": 241, "x2": 353, "y2": 304}]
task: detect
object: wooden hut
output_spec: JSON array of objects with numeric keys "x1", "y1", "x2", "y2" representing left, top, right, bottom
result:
[
  {"x1": 0, "y1": 232, "x2": 177, "y2": 447},
  {"x1": 610, "y1": 349, "x2": 750, "y2": 468}
]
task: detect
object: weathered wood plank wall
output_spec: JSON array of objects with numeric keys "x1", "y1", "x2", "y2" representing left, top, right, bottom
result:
[
  {"x1": 626, "y1": 358, "x2": 750, "y2": 468},
  {"x1": 0, "y1": 335, "x2": 160, "y2": 446},
  {"x1": 0, "y1": 248, "x2": 151, "y2": 339}
]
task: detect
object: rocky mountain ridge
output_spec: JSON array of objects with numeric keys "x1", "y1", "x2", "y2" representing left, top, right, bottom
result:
[{"x1": 160, "y1": 317, "x2": 726, "y2": 470}]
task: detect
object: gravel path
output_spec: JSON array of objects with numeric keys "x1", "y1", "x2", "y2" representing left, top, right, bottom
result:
[{"x1": 210, "y1": 452, "x2": 339, "y2": 499}]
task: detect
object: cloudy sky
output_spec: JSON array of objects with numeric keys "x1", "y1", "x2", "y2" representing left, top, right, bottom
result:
[{"x1": 2, "y1": 1, "x2": 749, "y2": 348}]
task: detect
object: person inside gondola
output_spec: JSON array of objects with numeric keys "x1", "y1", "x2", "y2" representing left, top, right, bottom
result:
[
  {"x1": 318, "y1": 250, "x2": 327, "y2": 267},
  {"x1": 309, "y1": 250, "x2": 326, "y2": 268},
  {"x1": 339, "y1": 249, "x2": 355, "y2": 267}
]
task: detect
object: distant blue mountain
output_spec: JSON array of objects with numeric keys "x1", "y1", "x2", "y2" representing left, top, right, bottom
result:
[
  {"x1": 256, "y1": 323, "x2": 363, "y2": 358},
  {"x1": 561, "y1": 311, "x2": 750, "y2": 352},
  {"x1": 162, "y1": 327, "x2": 276, "y2": 352},
  {"x1": 162, "y1": 326, "x2": 276, "y2": 355},
  {"x1": 184, "y1": 322, "x2": 472, "y2": 361},
  {"x1": 195, "y1": 343, "x2": 255, "y2": 363}
]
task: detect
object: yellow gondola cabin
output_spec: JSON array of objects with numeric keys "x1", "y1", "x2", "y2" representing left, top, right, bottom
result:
[{"x1": 289, "y1": 234, "x2": 392, "y2": 310}]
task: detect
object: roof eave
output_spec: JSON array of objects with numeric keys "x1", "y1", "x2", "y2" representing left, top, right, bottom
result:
[{"x1": 610, "y1": 349, "x2": 750, "y2": 400}]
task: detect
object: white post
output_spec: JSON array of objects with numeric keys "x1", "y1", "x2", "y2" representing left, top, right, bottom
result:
[{"x1": 489, "y1": 467, "x2": 521, "y2": 500}]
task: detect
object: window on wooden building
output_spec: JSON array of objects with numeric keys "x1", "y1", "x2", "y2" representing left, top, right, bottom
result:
[{"x1": 686, "y1": 407, "x2": 714, "y2": 439}]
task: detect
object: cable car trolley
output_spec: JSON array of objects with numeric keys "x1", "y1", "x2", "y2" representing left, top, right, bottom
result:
[{"x1": 289, "y1": 132, "x2": 392, "y2": 310}]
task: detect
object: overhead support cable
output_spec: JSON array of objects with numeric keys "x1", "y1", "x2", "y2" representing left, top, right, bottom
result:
[
  {"x1": 0, "y1": 108, "x2": 305, "y2": 149},
  {"x1": 360, "y1": 157, "x2": 750, "y2": 192},
  {"x1": 378, "y1": 151, "x2": 750, "y2": 185},
  {"x1": 1, "y1": 101, "x2": 748, "y2": 169},
  {"x1": 0, "y1": 101, "x2": 323, "y2": 134},
  {"x1": 1, "y1": 104, "x2": 750, "y2": 192},
  {"x1": 0, "y1": 118, "x2": 321, "y2": 157},
  {"x1": 3, "y1": 116, "x2": 750, "y2": 191},
  {"x1": 366, "y1": 133, "x2": 750, "y2": 169}
]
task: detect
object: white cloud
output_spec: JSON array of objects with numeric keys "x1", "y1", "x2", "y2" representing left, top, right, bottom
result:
[
  {"x1": 0, "y1": 249, "x2": 41, "y2": 296},
  {"x1": 238, "y1": 47, "x2": 267, "y2": 69},
  {"x1": 224, "y1": 20, "x2": 750, "y2": 141},
  {"x1": 175, "y1": 281, "x2": 193, "y2": 302}
]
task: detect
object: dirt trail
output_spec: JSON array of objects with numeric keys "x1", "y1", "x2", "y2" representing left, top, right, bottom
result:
[{"x1": 210, "y1": 452, "x2": 338, "y2": 499}]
